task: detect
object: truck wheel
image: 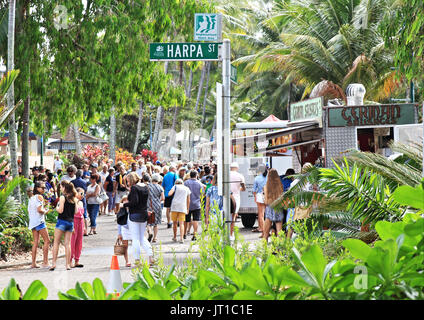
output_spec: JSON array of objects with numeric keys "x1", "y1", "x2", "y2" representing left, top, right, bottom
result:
[{"x1": 241, "y1": 214, "x2": 256, "y2": 228}]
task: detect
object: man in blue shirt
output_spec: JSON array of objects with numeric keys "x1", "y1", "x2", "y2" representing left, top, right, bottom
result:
[
  {"x1": 280, "y1": 168, "x2": 295, "y2": 192},
  {"x1": 162, "y1": 165, "x2": 177, "y2": 228},
  {"x1": 184, "y1": 170, "x2": 205, "y2": 241},
  {"x1": 72, "y1": 170, "x2": 89, "y2": 236}
]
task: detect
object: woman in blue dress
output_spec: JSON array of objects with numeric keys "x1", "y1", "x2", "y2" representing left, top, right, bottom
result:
[{"x1": 263, "y1": 168, "x2": 285, "y2": 241}]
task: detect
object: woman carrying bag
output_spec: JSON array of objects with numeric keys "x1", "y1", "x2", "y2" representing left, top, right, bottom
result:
[
  {"x1": 120, "y1": 172, "x2": 154, "y2": 266},
  {"x1": 86, "y1": 173, "x2": 101, "y2": 235}
]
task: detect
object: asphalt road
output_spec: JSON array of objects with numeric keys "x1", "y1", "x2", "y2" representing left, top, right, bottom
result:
[{"x1": 0, "y1": 211, "x2": 261, "y2": 300}]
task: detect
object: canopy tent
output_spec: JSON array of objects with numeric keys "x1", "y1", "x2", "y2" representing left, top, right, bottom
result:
[
  {"x1": 176, "y1": 130, "x2": 209, "y2": 142},
  {"x1": 170, "y1": 146, "x2": 181, "y2": 155},
  {"x1": 235, "y1": 114, "x2": 289, "y2": 129}
]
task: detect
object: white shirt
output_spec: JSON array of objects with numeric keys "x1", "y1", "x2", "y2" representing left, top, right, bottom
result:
[
  {"x1": 136, "y1": 166, "x2": 147, "y2": 177},
  {"x1": 170, "y1": 184, "x2": 191, "y2": 214},
  {"x1": 54, "y1": 159, "x2": 63, "y2": 171},
  {"x1": 230, "y1": 170, "x2": 245, "y2": 201},
  {"x1": 59, "y1": 174, "x2": 76, "y2": 183},
  {"x1": 86, "y1": 184, "x2": 100, "y2": 204},
  {"x1": 99, "y1": 171, "x2": 108, "y2": 189},
  {"x1": 28, "y1": 195, "x2": 45, "y2": 230}
]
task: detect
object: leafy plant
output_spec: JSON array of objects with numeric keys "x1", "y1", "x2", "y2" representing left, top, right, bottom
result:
[
  {"x1": 59, "y1": 278, "x2": 113, "y2": 300},
  {"x1": 0, "y1": 279, "x2": 48, "y2": 300}
]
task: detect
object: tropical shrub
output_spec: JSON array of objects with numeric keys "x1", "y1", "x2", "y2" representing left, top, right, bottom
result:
[
  {"x1": 0, "y1": 177, "x2": 28, "y2": 231},
  {"x1": 2, "y1": 227, "x2": 33, "y2": 251},
  {"x1": 0, "y1": 233, "x2": 14, "y2": 259},
  {"x1": 81, "y1": 144, "x2": 109, "y2": 164},
  {"x1": 115, "y1": 148, "x2": 135, "y2": 168}
]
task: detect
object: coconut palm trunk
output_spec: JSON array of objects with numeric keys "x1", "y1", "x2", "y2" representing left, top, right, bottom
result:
[
  {"x1": 21, "y1": 75, "x2": 30, "y2": 178},
  {"x1": 171, "y1": 61, "x2": 184, "y2": 131},
  {"x1": 201, "y1": 62, "x2": 211, "y2": 127},
  {"x1": 152, "y1": 105, "x2": 163, "y2": 152},
  {"x1": 73, "y1": 122, "x2": 82, "y2": 155},
  {"x1": 133, "y1": 100, "x2": 143, "y2": 155},
  {"x1": 194, "y1": 62, "x2": 207, "y2": 114},
  {"x1": 7, "y1": 0, "x2": 20, "y2": 201},
  {"x1": 109, "y1": 104, "x2": 116, "y2": 165}
]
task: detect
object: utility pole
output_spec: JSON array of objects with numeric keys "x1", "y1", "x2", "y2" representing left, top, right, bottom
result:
[{"x1": 222, "y1": 39, "x2": 231, "y2": 245}]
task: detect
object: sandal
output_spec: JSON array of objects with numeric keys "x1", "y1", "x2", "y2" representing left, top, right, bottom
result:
[
  {"x1": 152, "y1": 238, "x2": 157, "y2": 243},
  {"x1": 126, "y1": 263, "x2": 131, "y2": 267},
  {"x1": 252, "y1": 228, "x2": 262, "y2": 233}
]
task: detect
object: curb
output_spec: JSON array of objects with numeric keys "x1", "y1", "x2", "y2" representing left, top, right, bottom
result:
[{"x1": 0, "y1": 254, "x2": 66, "y2": 270}]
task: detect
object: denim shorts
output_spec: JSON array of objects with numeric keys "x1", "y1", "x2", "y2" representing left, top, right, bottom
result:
[
  {"x1": 55, "y1": 219, "x2": 74, "y2": 232},
  {"x1": 33, "y1": 222, "x2": 46, "y2": 231}
]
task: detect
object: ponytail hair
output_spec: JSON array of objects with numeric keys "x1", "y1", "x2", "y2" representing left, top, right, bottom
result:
[{"x1": 60, "y1": 180, "x2": 77, "y2": 204}]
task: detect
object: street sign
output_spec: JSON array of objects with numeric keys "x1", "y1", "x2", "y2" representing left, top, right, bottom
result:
[
  {"x1": 194, "y1": 13, "x2": 222, "y2": 41},
  {"x1": 150, "y1": 42, "x2": 221, "y2": 61},
  {"x1": 230, "y1": 64, "x2": 237, "y2": 84},
  {"x1": 290, "y1": 97, "x2": 323, "y2": 127}
]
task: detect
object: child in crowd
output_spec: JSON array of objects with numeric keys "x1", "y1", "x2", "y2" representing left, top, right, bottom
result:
[
  {"x1": 70, "y1": 187, "x2": 86, "y2": 268},
  {"x1": 28, "y1": 181, "x2": 51, "y2": 268}
]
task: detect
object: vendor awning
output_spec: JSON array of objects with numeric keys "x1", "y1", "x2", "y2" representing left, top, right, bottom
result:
[{"x1": 231, "y1": 122, "x2": 319, "y2": 146}]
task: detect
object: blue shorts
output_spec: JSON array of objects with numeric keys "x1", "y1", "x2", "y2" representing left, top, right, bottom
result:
[
  {"x1": 55, "y1": 219, "x2": 74, "y2": 232},
  {"x1": 33, "y1": 222, "x2": 46, "y2": 231}
]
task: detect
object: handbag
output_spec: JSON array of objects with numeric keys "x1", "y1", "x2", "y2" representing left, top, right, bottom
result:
[
  {"x1": 99, "y1": 191, "x2": 109, "y2": 202},
  {"x1": 117, "y1": 207, "x2": 128, "y2": 225},
  {"x1": 114, "y1": 238, "x2": 127, "y2": 256},
  {"x1": 95, "y1": 195, "x2": 104, "y2": 204},
  {"x1": 147, "y1": 211, "x2": 155, "y2": 225}
]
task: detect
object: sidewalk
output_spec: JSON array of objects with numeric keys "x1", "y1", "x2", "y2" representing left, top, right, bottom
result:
[{"x1": 0, "y1": 213, "x2": 260, "y2": 300}]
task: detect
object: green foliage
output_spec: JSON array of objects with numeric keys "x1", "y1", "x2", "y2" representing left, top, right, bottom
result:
[
  {"x1": 0, "y1": 278, "x2": 48, "y2": 300},
  {"x1": 393, "y1": 181, "x2": 424, "y2": 211},
  {"x1": 59, "y1": 278, "x2": 113, "y2": 300},
  {"x1": 2, "y1": 227, "x2": 33, "y2": 251},
  {"x1": 0, "y1": 233, "x2": 14, "y2": 258},
  {"x1": 0, "y1": 176, "x2": 27, "y2": 231},
  {"x1": 382, "y1": 0, "x2": 424, "y2": 81}
]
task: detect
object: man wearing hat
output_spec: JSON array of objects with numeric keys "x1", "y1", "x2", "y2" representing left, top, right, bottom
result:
[
  {"x1": 31, "y1": 167, "x2": 40, "y2": 183},
  {"x1": 229, "y1": 162, "x2": 245, "y2": 215}
]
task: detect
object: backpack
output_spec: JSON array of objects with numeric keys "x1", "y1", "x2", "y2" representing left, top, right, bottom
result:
[{"x1": 117, "y1": 207, "x2": 128, "y2": 225}]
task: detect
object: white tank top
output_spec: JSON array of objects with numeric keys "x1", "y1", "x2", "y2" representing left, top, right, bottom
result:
[{"x1": 87, "y1": 184, "x2": 99, "y2": 204}]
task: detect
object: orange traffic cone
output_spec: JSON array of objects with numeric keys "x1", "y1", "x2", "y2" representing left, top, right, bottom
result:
[{"x1": 107, "y1": 255, "x2": 123, "y2": 297}]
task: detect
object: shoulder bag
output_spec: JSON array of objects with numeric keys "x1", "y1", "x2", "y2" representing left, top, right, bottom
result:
[{"x1": 117, "y1": 207, "x2": 129, "y2": 225}]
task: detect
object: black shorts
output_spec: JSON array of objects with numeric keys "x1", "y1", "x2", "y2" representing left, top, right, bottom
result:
[
  {"x1": 185, "y1": 209, "x2": 201, "y2": 222},
  {"x1": 164, "y1": 196, "x2": 173, "y2": 208}
]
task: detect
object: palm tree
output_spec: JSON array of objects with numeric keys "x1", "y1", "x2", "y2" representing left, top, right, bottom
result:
[
  {"x1": 7, "y1": 0, "x2": 19, "y2": 203},
  {"x1": 133, "y1": 100, "x2": 144, "y2": 154},
  {"x1": 109, "y1": 104, "x2": 116, "y2": 165},
  {"x1": 271, "y1": 141, "x2": 421, "y2": 229},
  {"x1": 0, "y1": 68, "x2": 21, "y2": 127},
  {"x1": 235, "y1": 0, "x2": 399, "y2": 103}
]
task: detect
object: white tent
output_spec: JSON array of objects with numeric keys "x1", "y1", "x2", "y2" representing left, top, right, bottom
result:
[
  {"x1": 176, "y1": 130, "x2": 209, "y2": 142},
  {"x1": 170, "y1": 146, "x2": 181, "y2": 155}
]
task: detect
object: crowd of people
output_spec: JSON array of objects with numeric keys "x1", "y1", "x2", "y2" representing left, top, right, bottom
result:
[
  {"x1": 26, "y1": 156, "x2": 236, "y2": 269},
  {"x1": 25, "y1": 152, "x2": 310, "y2": 270}
]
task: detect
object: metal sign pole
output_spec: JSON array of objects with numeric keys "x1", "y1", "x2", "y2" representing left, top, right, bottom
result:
[{"x1": 222, "y1": 39, "x2": 231, "y2": 245}]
